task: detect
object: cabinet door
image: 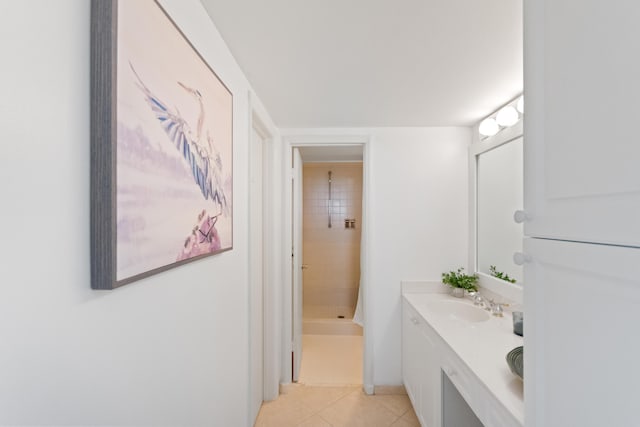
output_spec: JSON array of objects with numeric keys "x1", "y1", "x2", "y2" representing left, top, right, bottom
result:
[
  {"x1": 402, "y1": 302, "x2": 423, "y2": 421},
  {"x1": 524, "y1": 238, "x2": 640, "y2": 427},
  {"x1": 402, "y1": 301, "x2": 442, "y2": 427},
  {"x1": 524, "y1": 0, "x2": 640, "y2": 246},
  {"x1": 417, "y1": 324, "x2": 441, "y2": 427}
]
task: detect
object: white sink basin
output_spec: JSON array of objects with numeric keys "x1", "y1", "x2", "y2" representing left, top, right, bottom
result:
[{"x1": 424, "y1": 300, "x2": 490, "y2": 323}]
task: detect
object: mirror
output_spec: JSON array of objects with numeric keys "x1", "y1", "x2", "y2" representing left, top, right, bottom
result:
[{"x1": 476, "y1": 136, "x2": 523, "y2": 284}]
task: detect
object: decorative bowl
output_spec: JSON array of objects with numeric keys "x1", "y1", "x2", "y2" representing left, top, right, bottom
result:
[{"x1": 506, "y1": 346, "x2": 523, "y2": 379}]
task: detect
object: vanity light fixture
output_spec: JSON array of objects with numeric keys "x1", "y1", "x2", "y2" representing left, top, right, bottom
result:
[
  {"x1": 479, "y1": 94, "x2": 524, "y2": 140},
  {"x1": 496, "y1": 105, "x2": 519, "y2": 127},
  {"x1": 479, "y1": 117, "x2": 500, "y2": 137}
]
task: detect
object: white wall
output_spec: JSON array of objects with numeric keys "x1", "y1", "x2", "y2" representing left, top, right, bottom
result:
[
  {"x1": 368, "y1": 128, "x2": 470, "y2": 385},
  {"x1": 0, "y1": 1, "x2": 278, "y2": 425},
  {"x1": 281, "y1": 127, "x2": 470, "y2": 386}
]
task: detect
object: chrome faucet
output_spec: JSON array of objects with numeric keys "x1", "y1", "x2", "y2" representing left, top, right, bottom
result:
[
  {"x1": 492, "y1": 302, "x2": 504, "y2": 317},
  {"x1": 472, "y1": 292, "x2": 484, "y2": 306},
  {"x1": 481, "y1": 298, "x2": 505, "y2": 317},
  {"x1": 471, "y1": 292, "x2": 506, "y2": 317}
]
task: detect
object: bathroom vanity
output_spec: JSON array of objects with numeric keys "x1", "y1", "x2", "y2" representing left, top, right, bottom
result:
[{"x1": 401, "y1": 283, "x2": 523, "y2": 427}]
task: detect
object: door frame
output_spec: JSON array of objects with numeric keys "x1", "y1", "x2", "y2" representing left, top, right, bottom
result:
[
  {"x1": 248, "y1": 93, "x2": 280, "y2": 415},
  {"x1": 248, "y1": 118, "x2": 265, "y2": 424},
  {"x1": 281, "y1": 133, "x2": 374, "y2": 393},
  {"x1": 291, "y1": 148, "x2": 303, "y2": 382}
]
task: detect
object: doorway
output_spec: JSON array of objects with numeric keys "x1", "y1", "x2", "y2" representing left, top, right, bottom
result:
[
  {"x1": 299, "y1": 160, "x2": 363, "y2": 385},
  {"x1": 291, "y1": 145, "x2": 365, "y2": 386}
]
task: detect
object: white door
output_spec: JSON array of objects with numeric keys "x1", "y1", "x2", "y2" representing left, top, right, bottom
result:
[
  {"x1": 524, "y1": 237, "x2": 640, "y2": 427},
  {"x1": 249, "y1": 127, "x2": 264, "y2": 423},
  {"x1": 291, "y1": 148, "x2": 303, "y2": 381},
  {"x1": 524, "y1": 0, "x2": 640, "y2": 247}
]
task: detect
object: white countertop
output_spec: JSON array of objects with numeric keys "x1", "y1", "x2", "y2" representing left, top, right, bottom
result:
[{"x1": 403, "y1": 287, "x2": 524, "y2": 426}]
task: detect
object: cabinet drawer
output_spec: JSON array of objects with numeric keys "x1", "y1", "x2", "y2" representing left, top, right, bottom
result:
[
  {"x1": 440, "y1": 349, "x2": 481, "y2": 421},
  {"x1": 403, "y1": 301, "x2": 440, "y2": 346},
  {"x1": 403, "y1": 301, "x2": 424, "y2": 330}
]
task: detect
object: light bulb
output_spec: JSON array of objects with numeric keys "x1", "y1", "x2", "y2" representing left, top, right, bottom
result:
[
  {"x1": 479, "y1": 117, "x2": 499, "y2": 137},
  {"x1": 496, "y1": 105, "x2": 519, "y2": 127},
  {"x1": 516, "y1": 96, "x2": 524, "y2": 114}
]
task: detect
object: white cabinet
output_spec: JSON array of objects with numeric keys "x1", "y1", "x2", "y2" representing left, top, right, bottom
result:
[
  {"x1": 401, "y1": 301, "x2": 422, "y2": 417},
  {"x1": 418, "y1": 324, "x2": 441, "y2": 427},
  {"x1": 402, "y1": 293, "x2": 523, "y2": 427},
  {"x1": 524, "y1": 2, "x2": 640, "y2": 426},
  {"x1": 524, "y1": 0, "x2": 640, "y2": 247},
  {"x1": 402, "y1": 301, "x2": 441, "y2": 427},
  {"x1": 524, "y1": 238, "x2": 640, "y2": 427}
]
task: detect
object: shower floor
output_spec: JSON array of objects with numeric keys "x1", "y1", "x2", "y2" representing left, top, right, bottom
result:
[
  {"x1": 298, "y1": 334, "x2": 363, "y2": 385},
  {"x1": 302, "y1": 305, "x2": 363, "y2": 335},
  {"x1": 303, "y1": 317, "x2": 363, "y2": 335}
]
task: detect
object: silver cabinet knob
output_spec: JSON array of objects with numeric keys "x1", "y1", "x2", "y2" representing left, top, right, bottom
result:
[
  {"x1": 513, "y1": 252, "x2": 532, "y2": 265},
  {"x1": 513, "y1": 210, "x2": 529, "y2": 223}
]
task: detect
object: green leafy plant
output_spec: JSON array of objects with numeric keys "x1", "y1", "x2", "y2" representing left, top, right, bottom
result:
[
  {"x1": 489, "y1": 265, "x2": 517, "y2": 284},
  {"x1": 441, "y1": 267, "x2": 478, "y2": 292}
]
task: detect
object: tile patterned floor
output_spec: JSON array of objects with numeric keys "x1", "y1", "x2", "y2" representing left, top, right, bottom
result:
[
  {"x1": 254, "y1": 385, "x2": 420, "y2": 427},
  {"x1": 255, "y1": 333, "x2": 418, "y2": 426}
]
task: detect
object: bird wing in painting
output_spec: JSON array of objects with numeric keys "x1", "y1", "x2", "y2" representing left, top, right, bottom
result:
[{"x1": 129, "y1": 62, "x2": 229, "y2": 218}]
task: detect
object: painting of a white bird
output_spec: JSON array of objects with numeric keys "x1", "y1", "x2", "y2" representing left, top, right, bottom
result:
[{"x1": 97, "y1": 0, "x2": 233, "y2": 287}]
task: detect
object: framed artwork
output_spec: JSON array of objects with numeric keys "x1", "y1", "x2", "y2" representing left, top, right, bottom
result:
[{"x1": 91, "y1": 0, "x2": 233, "y2": 289}]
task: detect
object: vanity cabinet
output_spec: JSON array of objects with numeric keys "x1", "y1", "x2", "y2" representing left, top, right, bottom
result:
[
  {"x1": 402, "y1": 301, "x2": 441, "y2": 427},
  {"x1": 402, "y1": 293, "x2": 523, "y2": 427}
]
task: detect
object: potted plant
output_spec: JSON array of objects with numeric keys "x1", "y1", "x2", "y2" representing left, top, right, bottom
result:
[
  {"x1": 441, "y1": 267, "x2": 478, "y2": 297},
  {"x1": 489, "y1": 265, "x2": 517, "y2": 284}
]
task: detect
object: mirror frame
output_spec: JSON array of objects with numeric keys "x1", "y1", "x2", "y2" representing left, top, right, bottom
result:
[{"x1": 469, "y1": 119, "x2": 524, "y2": 303}]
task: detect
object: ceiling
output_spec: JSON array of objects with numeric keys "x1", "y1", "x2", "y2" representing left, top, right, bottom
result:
[{"x1": 201, "y1": 0, "x2": 522, "y2": 128}]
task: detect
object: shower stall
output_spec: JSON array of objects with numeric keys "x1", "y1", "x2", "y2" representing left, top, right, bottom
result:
[{"x1": 302, "y1": 162, "x2": 363, "y2": 336}]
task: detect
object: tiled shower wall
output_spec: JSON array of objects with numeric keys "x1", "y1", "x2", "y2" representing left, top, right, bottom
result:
[{"x1": 302, "y1": 162, "x2": 363, "y2": 319}]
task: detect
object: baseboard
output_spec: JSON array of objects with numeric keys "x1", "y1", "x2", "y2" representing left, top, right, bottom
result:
[
  {"x1": 279, "y1": 382, "x2": 301, "y2": 395},
  {"x1": 374, "y1": 385, "x2": 407, "y2": 395},
  {"x1": 279, "y1": 382, "x2": 403, "y2": 396}
]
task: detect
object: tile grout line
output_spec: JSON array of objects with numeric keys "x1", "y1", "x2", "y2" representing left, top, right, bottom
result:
[
  {"x1": 256, "y1": 384, "x2": 420, "y2": 427},
  {"x1": 294, "y1": 386, "x2": 356, "y2": 427}
]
